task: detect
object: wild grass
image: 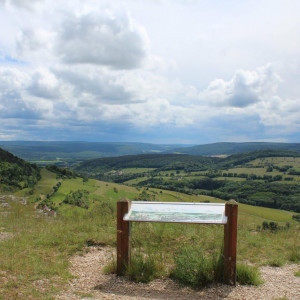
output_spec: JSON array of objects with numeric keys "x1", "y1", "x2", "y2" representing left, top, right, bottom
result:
[
  {"x1": 126, "y1": 252, "x2": 160, "y2": 283},
  {"x1": 170, "y1": 245, "x2": 224, "y2": 287},
  {"x1": 1, "y1": 170, "x2": 298, "y2": 297},
  {"x1": 289, "y1": 245, "x2": 300, "y2": 263},
  {"x1": 0, "y1": 199, "x2": 114, "y2": 299},
  {"x1": 236, "y1": 263, "x2": 263, "y2": 285}
]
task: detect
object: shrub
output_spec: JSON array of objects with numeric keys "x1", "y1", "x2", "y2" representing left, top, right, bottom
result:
[
  {"x1": 262, "y1": 221, "x2": 269, "y2": 230},
  {"x1": 63, "y1": 190, "x2": 90, "y2": 209},
  {"x1": 292, "y1": 215, "x2": 300, "y2": 222},
  {"x1": 236, "y1": 263, "x2": 263, "y2": 285}
]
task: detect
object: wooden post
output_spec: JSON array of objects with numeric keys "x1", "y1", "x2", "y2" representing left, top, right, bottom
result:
[
  {"x1": 117, "y1": 198, "x2": 131, "y2": 275},
  {"x1": 224, "y1": 199, "x2": 238, "y2": 285}
]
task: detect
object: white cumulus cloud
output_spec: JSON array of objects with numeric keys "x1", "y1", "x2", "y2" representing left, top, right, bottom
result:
[{"x1": 55, "y1": 10, "x2": 148, "y2": 69}]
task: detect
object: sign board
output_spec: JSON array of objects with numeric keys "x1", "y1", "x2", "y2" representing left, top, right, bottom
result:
[{"x1": 123, "y1": 201, "x2": 227, "y2": 224}]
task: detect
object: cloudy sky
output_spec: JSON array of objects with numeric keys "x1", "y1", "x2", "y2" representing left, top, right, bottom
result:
[{"x1": 0, "y1": 0, "x2": 299, "y2": 144}]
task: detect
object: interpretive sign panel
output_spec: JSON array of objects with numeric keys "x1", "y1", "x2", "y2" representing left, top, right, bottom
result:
[
  {"x1": 123, "y1": 201, "x2": 227, "y2": 224},
  {"x1": 117, "y1": 198, "x2": 238, "y2": 285}
]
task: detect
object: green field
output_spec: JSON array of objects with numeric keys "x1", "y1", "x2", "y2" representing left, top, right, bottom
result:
[
  {"x1": 250, "y1": 157, "x2": 300, "y2": 167},
  {"x1": 122, "y1": 168, "x2": 156, "y2": 174}
]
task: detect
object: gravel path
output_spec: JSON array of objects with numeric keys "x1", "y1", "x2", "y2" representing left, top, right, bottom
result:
[{"x1": 56, "y1": 246, "x2": 300, "y2": 300}]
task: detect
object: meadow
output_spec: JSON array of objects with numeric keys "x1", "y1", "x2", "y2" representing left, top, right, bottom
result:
[{"x1": 0, "y1": 167, "x2": 299, "y2": 299}]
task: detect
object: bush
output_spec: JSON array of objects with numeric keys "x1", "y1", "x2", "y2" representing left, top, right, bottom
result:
[
  {"x1": 63, "y1": 190, "x2": 90, "y2": 209},
  {"x1": 292, "y1": 215, "x2": 300, "y2": 222},
  {"x1": 236, "y1": 263, "x2": 263, "y2": 285},
  {"x1": 126, "y1": 253, "x2": 158, "y2": 283}
]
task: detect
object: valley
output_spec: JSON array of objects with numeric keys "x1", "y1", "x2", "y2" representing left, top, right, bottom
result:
[{"x1": 0, "y1": 146, "x2": 300, "y2": 299}]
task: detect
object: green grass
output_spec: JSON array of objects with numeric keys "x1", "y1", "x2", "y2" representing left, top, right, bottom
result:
[
  {"x1": 122, "y1": 168, "x2": 156, "y2": 174},
  {"x1": 0, "y1": 198, "x2": 117, "y2": 299},
  {"x1": 250, "y1": 157, "x2": 300, "y2": 168},
  {"x1": 1, "y1": 169, "x2": 299, "y2": 298},
  {"x1": 14, "y1": 168, "x2": 58, "y2": 200},
  {"x1": 170, "y1": 245, "x2": 224, "y2": 287},
  {"x1": 236, "y1": 263, "x2": 263, "y2": 285},
  {"x1": 126, "y1": 252, "x2": 160, "y2": 283},
  {"x1": 123, "y1": 177, "x2": 149, "y2": 185}
]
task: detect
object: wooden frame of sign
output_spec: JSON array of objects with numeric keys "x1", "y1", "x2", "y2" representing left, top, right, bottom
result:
[{"x1": 117, "y1": 198, "x2": 238, "y2": 285}]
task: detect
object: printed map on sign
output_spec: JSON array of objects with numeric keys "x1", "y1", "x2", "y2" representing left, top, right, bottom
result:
[{"x1": 124, "y1": 202, "x2": 227, "y2": 224}]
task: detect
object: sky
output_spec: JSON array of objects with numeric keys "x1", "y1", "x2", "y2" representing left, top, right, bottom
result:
[{"x1": 0, "y1": 0, "x2": 299, "y2": 144}]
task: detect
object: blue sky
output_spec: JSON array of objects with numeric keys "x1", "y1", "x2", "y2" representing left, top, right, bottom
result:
[{"x1": 0, "y1": 0, "x2": 299, "y2": 144}]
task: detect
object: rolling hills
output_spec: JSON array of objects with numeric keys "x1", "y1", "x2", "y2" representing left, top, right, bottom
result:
[
  {"x1": 0, "y1": 141, "x2": 299, "y2": 167},
  {"x1": 73, "y1": 150, "x2": 300, "y2": 212},
  {"x1": 166, "y1": 142, "x2": 300, "y2": 156},
  {"x1": 0, "y1": 148, "x2": 299, "y2": 298}
]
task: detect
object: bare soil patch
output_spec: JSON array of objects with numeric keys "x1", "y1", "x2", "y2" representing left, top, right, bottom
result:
[{"x1": 57, "y1": 246, "x2": 300, "y2": 300}]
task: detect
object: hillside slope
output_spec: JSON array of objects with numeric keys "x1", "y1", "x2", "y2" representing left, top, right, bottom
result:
[
  {"x1": 73, "y1": 153, "x2": 219, "y2": 176},
  {"x1": 0, "y1": 141, "x2": 190, "y2": 163},
  {"x1": 0, "y1": 147, "x2": 40, "y2": 192},
  {"x1": 167, "y1": 142, "x2": 300, "y2": 156}
]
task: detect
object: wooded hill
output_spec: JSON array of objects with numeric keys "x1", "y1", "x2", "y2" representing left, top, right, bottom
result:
[
  {"x1": 166, "y1": 142, "x2": 300, "y2": 156},
  {"x1": 74, "y1": 149, "x2": 300, "y2": 176},
  {"x1": 0, "y1": 147, "x2": 41, "y2": 192},
  {"x1": 0, "y1": 141, "x2": 299, "y2": 167},
  {"x1": 0, "y1": 141, "x2": 190, "y2": 165},
  {"x1": 73, "y1": 150, "x2": 300, "y2": 213},
  {"x1": 73, "y1": 153, "x2": 219, "y2": 175}
]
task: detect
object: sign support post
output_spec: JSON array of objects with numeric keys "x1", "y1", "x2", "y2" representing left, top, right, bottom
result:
[
  {"x1": 224, "y1": 200, "x2": 238, "y2": 285},
  {"x1": 117, "y1": 197, "x2": 130, "y2": 275}
]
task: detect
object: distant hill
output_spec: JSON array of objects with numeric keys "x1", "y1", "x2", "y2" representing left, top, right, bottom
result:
[
  {"x1": 0, "y1": 141, "x2": 191, "y2": 165},
  {"x1": 0, "y1": 148, "x2": 41, "y2": 192},
  {"x1": 73, "y1": 149, "x2": 300, "y2": 179},
  {"x1": 0, "y1": 141, "x2": 299, "y2": 167},
  {"x1": 73, "y1": 153, "x2": 218, "y2": 176},
  {"x1": 217, "y1": 149, "x2": 300, "y2": 168},
  {"x1": 166, "y1": 142, "x2": 300, "y2": 156}
]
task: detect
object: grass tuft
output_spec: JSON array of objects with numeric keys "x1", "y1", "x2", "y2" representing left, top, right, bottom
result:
[
  {"x1": 236, "y1": 263, "x2": 263, "y2": 285},
  {"x1": 267, "y1": 258, "x2": 285, "y2": 267},
  {"x1": 289, "y1": 246, "x2": 300, "y2": 262},
  {"x1": 126, "y1": 252, "x2": 158, "y2": 283},
  {"x1": 103, "y1": 253, "x2": 117, "y2": 275},
  {"x1": 170, "y1": 245, "x2": 224, "y2": 288}
]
